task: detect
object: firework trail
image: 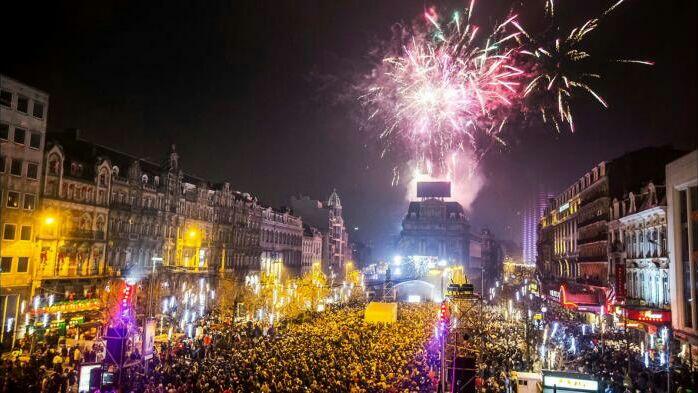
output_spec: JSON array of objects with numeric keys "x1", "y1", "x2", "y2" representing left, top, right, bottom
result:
[{"x1": 359, "y1": 0, "x2": 651, "y2": 184}]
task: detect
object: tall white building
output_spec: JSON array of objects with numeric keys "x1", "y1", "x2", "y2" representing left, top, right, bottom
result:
[
  {"x1": 667, "y1": 150, "x2": 698, "y2": 362},
  {"x1": 523, "y1": 190, "x2": 552, "y2": 264}
]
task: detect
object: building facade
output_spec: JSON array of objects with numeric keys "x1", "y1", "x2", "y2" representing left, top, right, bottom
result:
[
  {"x1": 608, "y1": 182, "x2": 671, "y2": 327},
  {"x1": 667, "y1": 150, "x2": 698, "y2": 356},
  {"x1": 290, "y1": 191, "x2": 349, "y2": 277},
  {"x1": 539, "y1": 147, "x2": 684, "y2": 286},
  {"x1": 0, "y1": 75, "x2": 49, "y2": 348},
  {"x1": 260, "y1": 207, "x2": 303, "y2": 279},
  {"x1": 301, "y1": 225, "x2": 323, "y2": 275}
]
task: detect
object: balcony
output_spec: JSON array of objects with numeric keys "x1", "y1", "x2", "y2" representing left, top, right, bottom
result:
[
  {"x1": 64, "y1": 229, "x2": 106, "y2": 241},
  {"x1": 577, "y1": 233, "x2": 608, "y2": 245},
  {"x1": 577, "y1": 214, "x2": 608, "y2": 228},
  {"x1": 111, "y1": 201, "x2": 134, "y2": 211}
]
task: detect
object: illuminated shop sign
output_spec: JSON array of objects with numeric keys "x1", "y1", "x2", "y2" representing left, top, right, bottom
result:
[
  {"x1": 558, "y1": 202, "x2": 570, "y2": 213},
  {"x1": 543, "y1": 374, "x2": 598, "y2": 391},
  {"x1": 625, "y1": 309, "x2": 671, "y2": 323},
  {"x1": 548, "y1": 290, "x2": 561, "y2": 301}
]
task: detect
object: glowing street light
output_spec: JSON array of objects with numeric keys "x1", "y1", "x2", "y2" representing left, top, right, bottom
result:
[{"x1": 43, "y1": 216, "x2": 57, "y2": 225}]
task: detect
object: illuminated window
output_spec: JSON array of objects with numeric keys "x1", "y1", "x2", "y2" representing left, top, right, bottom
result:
[
  {"x1": 6, "y1": 191, "x2": 20, "y2": 208},
  {"x1": 23, "y1": 194, "x2": 36, "y2": 210}
]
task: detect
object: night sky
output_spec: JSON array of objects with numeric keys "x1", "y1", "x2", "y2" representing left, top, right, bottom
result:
[{"x1": 3, "y1": 0, "x2": 696, "y2": 259}]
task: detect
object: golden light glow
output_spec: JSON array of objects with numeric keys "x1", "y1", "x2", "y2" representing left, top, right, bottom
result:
[
  {"x1": 188, "y1": 229, "x2": 198, "y2": 238},
  {"x1": 43, "y1": 216, "x2": 56, "y2": 225}
]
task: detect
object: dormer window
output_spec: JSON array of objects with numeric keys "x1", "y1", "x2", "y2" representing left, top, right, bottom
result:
[
  {"x1": 142, "y1": 174, "x2": 149, "y2": 184},
  {"x1": 112, "y1": 166, "x2": 119, "y2": 176},
  {"x1": 154, "y1": 176, "x2": 160, "y2": 186},
  {"x1": 70, "y1": 162, "x2": 79, "y2": 176}
]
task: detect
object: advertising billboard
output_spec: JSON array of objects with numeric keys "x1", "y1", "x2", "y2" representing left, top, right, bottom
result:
[{"x1": 417, "y1": 181, "x2": 451, "y2": 198}]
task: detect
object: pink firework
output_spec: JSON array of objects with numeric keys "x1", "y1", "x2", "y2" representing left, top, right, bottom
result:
[{"x1": 361, "y1": 3, "x2": 524, "y2": 179}]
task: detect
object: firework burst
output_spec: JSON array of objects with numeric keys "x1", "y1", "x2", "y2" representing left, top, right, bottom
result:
[
  {"x1": 359, "y1": 0, "x2": 651, "y2": 184},
  {"x1": 360, "y1": 2, "x2": 524, "y2": 179}
]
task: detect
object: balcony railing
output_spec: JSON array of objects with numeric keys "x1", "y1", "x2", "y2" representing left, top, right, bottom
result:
[{"x1": 62, "y1": 229, "x2": 106, "y2": 240}]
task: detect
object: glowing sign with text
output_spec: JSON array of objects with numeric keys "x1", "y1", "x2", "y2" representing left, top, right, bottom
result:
[{"x1": 543, "y1": 375, "x2": 598, "y2": 391}]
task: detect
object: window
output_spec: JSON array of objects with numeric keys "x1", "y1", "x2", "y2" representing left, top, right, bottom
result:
[
  {"x1": 0, "y1": 90, "x2": 11, "y2": 107},
  {"x1": 0, "y1": 155, "x2": 5, "y2": 173},
  {"x1": 33, "y1": 102, "x2": 44, "y2": 118},
  {"x1": 10, "y1": 159, "x2": 22, "y2": 176},
  {"x1": 0, "y1": 123, "x2": 8, "y2": 140},
  {"x1": 3, "y1": 224, "x2": 16, "y2": 240},
  {"x1": 29, "y1": 132, "x2": 41, "y2": 149},
  {"x1": 13, "y1": 128, "x2": 26, "y2": 144},
  {"x1": 27, "y1": 162, "x2": 39, "y2": 179},
  {"x1": 0, "y1": 257, "x2": 11, "y2": 273},
  {"x1": 23, "y1": 194, "x2": 35, "y2": 210},
  {"x1": 6, "y1": 191, "x2": 20, "y2": 208},
  {"x1": 17, "y1": 96, "x2": 28, "y2": 113},
  {"x1": 17, "y1": 257, "x2": 29, "y2": 273},
  {"x1": 20, "y1": 226, "x2": 31, "y2": 240}
]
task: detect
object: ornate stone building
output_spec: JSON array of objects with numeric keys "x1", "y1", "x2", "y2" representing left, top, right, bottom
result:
[
  {"x1": 43, "y1": 130, "x2": 263, "y2": 279},
  {"x1": 538, "y1": 147, "x2": 684, "y2": 316},
  {"x1": 398, "y1": 199, "x2": 471, "y2": 266},
  {"x1": 0, "y1": 75, "x2": 49, "y2": 348},
  {"x1": 539, "y1": 148, "x2": 683, "y2": 285},
  {"x1": 608, "y1": 182, "x2": 671, "y2": 324},
  {"x1": 39, "y1": 138, "x2": 111, "y2": 305},
  {"x1": 260, "y1": 207, "x2": 303, "y2": 278},
  {"x1": 301, "y1": 225, "x2": 323, "y2": 275}
]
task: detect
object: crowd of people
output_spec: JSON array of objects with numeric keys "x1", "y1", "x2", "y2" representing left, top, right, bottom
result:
[
  {"x1": 3, "y1": 289, "x2": 697, "y2": 392},
  {"x1": 121, "y1": 303, "x2": 441, "y2": 392},
  {"x1": 1, "y1": 339, "x2": 103, "y2": 392}
]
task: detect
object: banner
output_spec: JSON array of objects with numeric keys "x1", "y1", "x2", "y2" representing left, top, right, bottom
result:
[{"x1": 143, "y1": 318, "x2": 156, "y2": 360}]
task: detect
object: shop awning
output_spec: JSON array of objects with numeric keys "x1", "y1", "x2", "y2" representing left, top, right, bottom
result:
[{"x1": 545, "y1": 283, "x2": 609, "y2": 314}]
